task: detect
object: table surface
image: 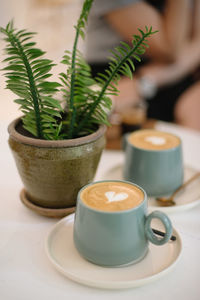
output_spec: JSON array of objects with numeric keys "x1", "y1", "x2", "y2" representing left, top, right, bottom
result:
[{"x1": 1, "y1": 119, "x2": 200, "y2": 300}]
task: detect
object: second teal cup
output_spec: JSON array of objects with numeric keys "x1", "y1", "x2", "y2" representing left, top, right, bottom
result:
[{"x1": 123, "y1": 129, "x2": 184, "y2": 197}]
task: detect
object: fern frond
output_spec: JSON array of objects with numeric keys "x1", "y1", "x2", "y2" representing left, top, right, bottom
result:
[
  {"x1": 61, "y1": 0, "x2": 94, "y2": 138},
  {"x1": 60, "y1": 49, "x2": 107, "y2": 137},
  {"x1": 75, "y1": 26, "x2": 157, "y2": 134},
  {"x1": 1, "y1": 21, "x2": 62, "y2": 140},
  {"x1": 1, "y1": 4, "x2": 156, "y2": 141}
]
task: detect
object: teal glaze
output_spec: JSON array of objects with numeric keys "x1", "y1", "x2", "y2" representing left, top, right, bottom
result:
[
  {"x1": 123, "y1": 134, "x2": 184, "y2": 197},
  {"x1": 73, "y1": 180, "x2": 172, "y2": 267},
  {"x1": 145, "y1": 211, "x2": 172, "y2": 245}
]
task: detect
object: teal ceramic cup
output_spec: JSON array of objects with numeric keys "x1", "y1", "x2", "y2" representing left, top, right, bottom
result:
[
  {"x1": 123, "y1": 130, "x2": 184, "y2": 197},
  {"x1": 73, "y1": 180, "x2": 173, "y2": 267}
]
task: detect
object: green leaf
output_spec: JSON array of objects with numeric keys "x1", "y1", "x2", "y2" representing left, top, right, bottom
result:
[
  {"x1": 41, "y1": 114, "x2": 57, "y2": 123},
  {"x1": 38, "y1": 81, "x2": 61, "y2": 89},
  {"x1": 23, "y1": 42, "x2": 36, "y2": 48},
  {"x1": 132, "y1": 54, "x2": 141, "y2": 62},
  {"x1": 42, "y1": 96, "x2": 62, "y2": 110},
  {"x1": 1, "y1": 21, "x2": 62, "y2": 140},
  {"x1": 34, "y1": 66, "x2": 53, "y2": 78},
  {"x1": 120, "y1": 41, "x2": 131, "y2": 50},
  {"x1": 3, "y1": 55, "x2": 19, "y2": 62},
  {"x1": 3, "y1": 65, "x2": 25, "y2": 71},
  {"x1": 127, "y1": 58, "x2": 135, "y2": 72},
  {"x1": 42, "y1": 107, "x2": 62, "y2": 118},
  {"x1": 79, "y1": 29, "x2": 85, "y2": 39},
  {"x1": 23, "y1": 124, "x2": 37, "y2": 137},
  {"x1": 35, "y1": 73, "x2": 52, "y2": 81},
  {"x1": 14, "y1": 98, "x2": 31, "y2": 105}
]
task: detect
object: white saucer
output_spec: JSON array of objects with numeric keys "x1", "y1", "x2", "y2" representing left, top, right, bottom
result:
[
  {"x1": 102, "y1": 164, "x2": 200, "y2": 213},
  {"x1": 45, "y1": 214, "x2": 182, "y2": 289}
]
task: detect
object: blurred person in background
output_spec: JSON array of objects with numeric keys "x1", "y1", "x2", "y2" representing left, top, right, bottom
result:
[{"x1": 85, "y1": 0, "x2": 200, "y2": 131}]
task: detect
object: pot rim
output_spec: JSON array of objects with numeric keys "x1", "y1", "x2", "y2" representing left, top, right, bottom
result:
[{"x1": 8, "y1": 117, "x2": 106, "y2": 148}]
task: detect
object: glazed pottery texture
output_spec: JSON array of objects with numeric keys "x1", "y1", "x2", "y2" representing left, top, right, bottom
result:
[{"x1": 8, "y1": 118, "x2": 106, "y2": 209}]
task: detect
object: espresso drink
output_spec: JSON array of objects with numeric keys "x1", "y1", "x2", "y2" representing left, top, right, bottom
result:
[
  {"x1": 128, "y1": 129, "x2": 180, "y2": 151},
  {"x1": 80, "y1": 181, "x2": 144, "y2": 212},
  {"x1": 121, "y1": 106, "x2": 146, "y2": 134}
]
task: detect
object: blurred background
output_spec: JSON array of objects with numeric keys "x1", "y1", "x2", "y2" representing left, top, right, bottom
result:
[
  {"x1": 1, "y1": 0, "x2": 200, "y2": 133},
  {"x1": 0, "y1": 0, "x2": 82, "y2": 122}
]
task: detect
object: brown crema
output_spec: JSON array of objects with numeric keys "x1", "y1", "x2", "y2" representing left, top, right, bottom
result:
[
  {"x1": 80, "y1": 181, "x2": 144, "y2": 212},
  {"x1": 128, "y1": 129, "x2": 180, "y2": 150}
]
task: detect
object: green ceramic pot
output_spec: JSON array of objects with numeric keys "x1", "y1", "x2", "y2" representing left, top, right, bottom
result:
[{"x1": 8, "y1": 118, "x2": 106, "y2": 209}]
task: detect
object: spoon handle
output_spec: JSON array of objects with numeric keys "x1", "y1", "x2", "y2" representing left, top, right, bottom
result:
[{"x1": 171, "y1": 172, "x2": 200, "y2": 199}]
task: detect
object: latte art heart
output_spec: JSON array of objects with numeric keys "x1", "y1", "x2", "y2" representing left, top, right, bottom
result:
[
  {"x1": 145, "y1": 136, "x2": 166, "y2": 145},
  {"x1": 105, "y1": 191, "x2": 128, "y2": 203}
]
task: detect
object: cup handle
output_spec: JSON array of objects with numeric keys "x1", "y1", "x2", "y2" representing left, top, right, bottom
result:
[
  {"x1": 121, "y1": 133, "x2": 130, "y2": 151},
  {"x1": 145, "y1": 211, "x2": 173, "y2": 245}
]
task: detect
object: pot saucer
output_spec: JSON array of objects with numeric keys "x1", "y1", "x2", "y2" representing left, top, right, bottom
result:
[
  {"x1": 102, "y1": 164, "x2": 200, "y2": 213},
  {"x1": 45, "y1": 214, "x2": 182, "y2": 289},
  {"x1": 20, "y1": 189, "x2": 76, "y2": 218}
]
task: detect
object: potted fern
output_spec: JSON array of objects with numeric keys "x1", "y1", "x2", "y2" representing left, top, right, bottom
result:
[{"x1": 1, "y1": 0, "x2": 154, "y2": 217}]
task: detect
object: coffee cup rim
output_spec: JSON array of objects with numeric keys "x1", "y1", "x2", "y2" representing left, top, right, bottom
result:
[
  {"x1": 125, "y1": 129, "x2": 182, "y2": 152},
  {"x1": 77, "y1": 180, "x2": 147, "y2": 214}
]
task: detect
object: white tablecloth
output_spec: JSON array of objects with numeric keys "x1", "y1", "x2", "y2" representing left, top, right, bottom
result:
[{"x1": 1, "y1": 120, "x2": 200, "y2": 300}]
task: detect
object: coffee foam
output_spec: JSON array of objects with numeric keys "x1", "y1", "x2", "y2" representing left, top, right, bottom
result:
[
  {"x1": 145, "y1": 136, "x2": 166, "y2": 146},
  {"x1": 105, "y1": 191, "x2": 128, "y2": 203},
  {"x1": 128, "y1": 129, "x2": 180, "y2": 150},
  {"x1": 80, "y1": 181, "x2": 144, "y2": 212}
]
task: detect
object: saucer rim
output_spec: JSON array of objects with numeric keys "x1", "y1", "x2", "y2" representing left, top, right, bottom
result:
[
  {"x1": 148, "y1": 165, "x2": 200, "y2": 213},
  {"x1": 45, "y1": 213, "x2": 182, "y2": 289}
]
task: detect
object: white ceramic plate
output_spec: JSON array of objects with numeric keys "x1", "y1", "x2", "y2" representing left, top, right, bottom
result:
[
  {"x1": 45, "y1": 214, "x2": 182, "y2": 289},
  {"x1": 102, "y1": 164, "x2": 200, "y2": 213}
]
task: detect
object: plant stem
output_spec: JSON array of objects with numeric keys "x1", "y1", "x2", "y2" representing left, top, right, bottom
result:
[
  {"x1": 67, "y1": 0, "x2": 94, "y2": 139},
  {"x1": 67, "y1": 29, "x2": 79, "y2": 139},
  {"x1": 10, "y1": 34, "x2": 43, "y2": 138}
]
